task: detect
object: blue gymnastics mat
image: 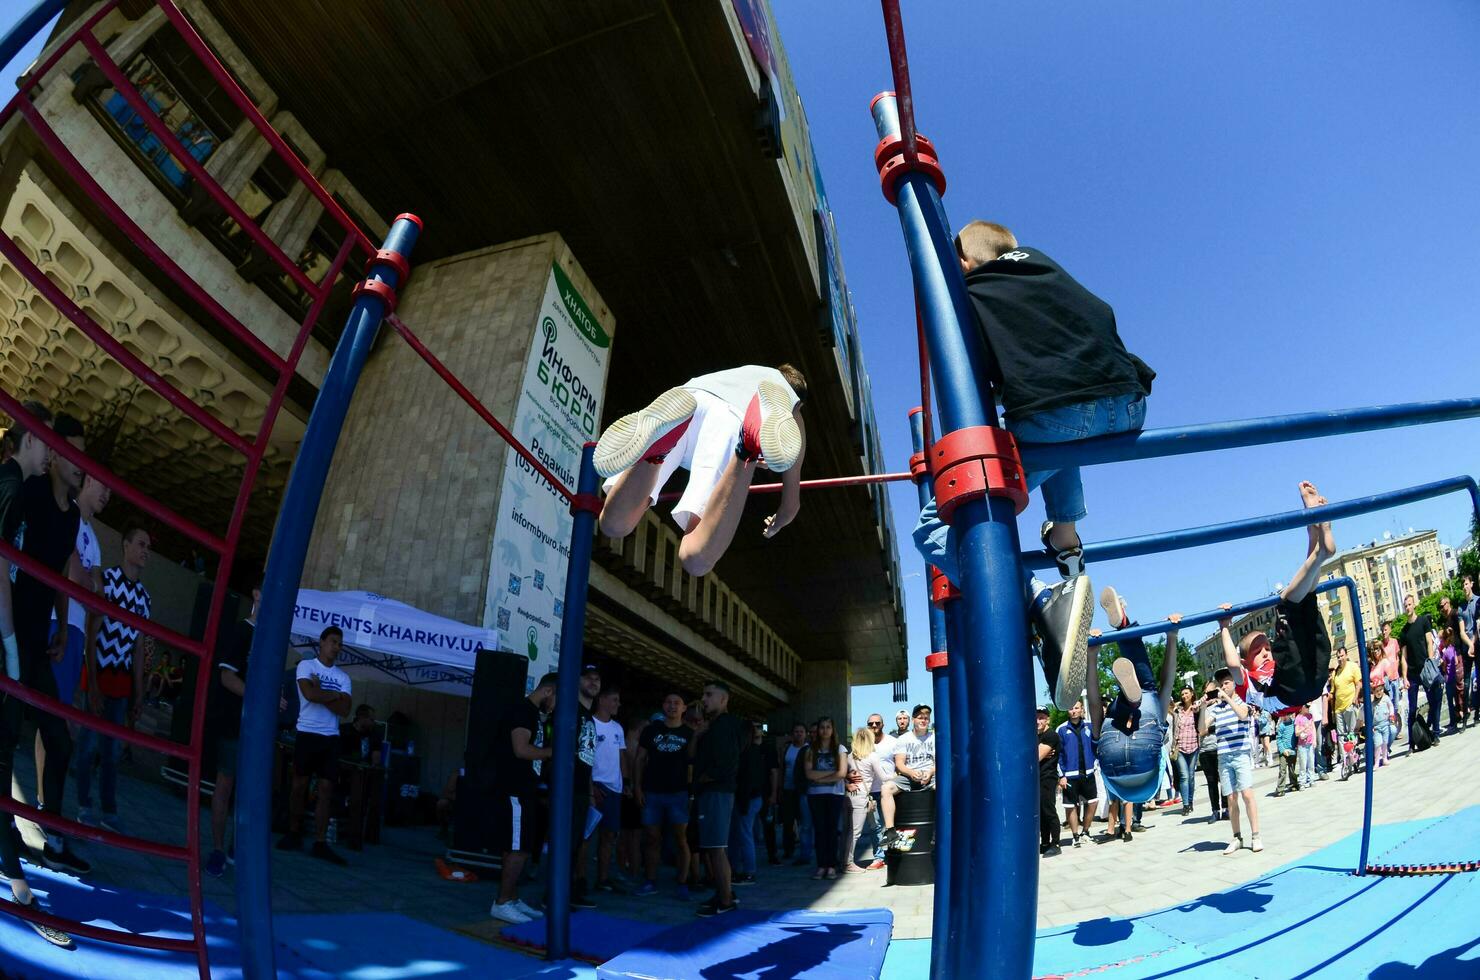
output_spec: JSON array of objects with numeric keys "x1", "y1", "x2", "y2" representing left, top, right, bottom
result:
[
  {"x1": 596, "y1": 907, "x2": 893, "y2": 980},
  {"x1": 1369, "y1": 804, "x2": 1480, "y2": 867},
  {"x1": 499, "y1": 909, "x2": 675, "y2": 962}
]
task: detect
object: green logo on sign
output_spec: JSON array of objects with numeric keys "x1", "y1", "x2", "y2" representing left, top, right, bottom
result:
[
  {"x1": 551, "y1": 263, "x2": 609, "y2": 349},
  {"x1": 543, "y1": 316, "x2": 557, "y2": 343},
  {"x1": 527, "y1": 626, "x2": 539, "y2": 662}
]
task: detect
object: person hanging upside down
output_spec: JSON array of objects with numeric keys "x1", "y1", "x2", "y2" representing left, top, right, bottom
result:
[
  {"x1": 1216, "y1": 482, "x2": 1337, "y2": 715},
  {"x1": 594, "y1": 365, "x2": 806, "y2": 576},
  {"x1": 1085, "y1": 587, "x2": 1181, "y2": 829}
]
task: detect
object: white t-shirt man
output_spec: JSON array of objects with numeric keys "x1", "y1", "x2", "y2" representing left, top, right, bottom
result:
[
  {"x1": 894, "y1": 730, "x2": 936, "y2": 784},
  {"x1": 51, "y1": 518, "x2": 99, "y2": 632},
  {"x1": 296, "y1": 656, "x2": 351, "y2": 738},
  {"x1": 592, "y1": 716, "x2": 626, "y2": 792}
]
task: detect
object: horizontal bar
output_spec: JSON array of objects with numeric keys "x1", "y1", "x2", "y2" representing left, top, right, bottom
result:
[
  {"x1": 0, "y1": 234, "x2": 254, "y2": 457},
  {"x1": 0, "y1": 674, "x2": 192, "y2": 758},
  {"x1": 81, "y1": 34, "x2": 318, "y2": 294},
  {"x1": 386, "y1": 313, "x2": 576, "y2": 501},
  {"x1": 0, "y1": 894, "x2": 196, "y2": 952},
  {"x1": 1090, "y1": 577, "x2": 1349, "y2": 647},
  {"x1": 0, "y1": 794, "x2": 188, "y2": 861},
  {"x1": 1018, "y1": 398, "x2": 1480, "y2": 472},
  {"x1": 19, "y1": 99, "x2": 289, "y2": 374},
  {"x1": 153, "y1": 0, "x2": 376, "y2": 258},
  {"x1": 0, "y1": 391, "x2": 227, "y2": 552},
  {"x1": 0, "y1": 538, "x2": 206, "y2": 657},
  {"x1": 656, "y1": 470, "x2": 913, "y2": 503},
  {"x1": 1023, "y1": 475, "x2": 1479, "y2": 571}
]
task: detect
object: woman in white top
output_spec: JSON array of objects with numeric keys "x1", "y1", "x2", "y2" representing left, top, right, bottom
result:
[
  {"x1": 842, "y1": 728, "x2": 874, "y2": 874},
  {"x1": 803, "y1": 717, "x2": 849, "y2": 879}
]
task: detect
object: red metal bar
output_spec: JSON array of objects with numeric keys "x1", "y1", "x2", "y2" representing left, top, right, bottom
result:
[
  {"x1": 0, "y1": 234, "x2": 254, "y2": 456},
  {"x1": 0, "y1": 894, "x2": 196, "y2": 952},
  {"x1": 0, "y1": 795, "x2": 189, "y2": 861},
  {"x1": 879, "y1": 0, "x2": 918, "y2": 161},
  {"x1": 386, "y1": 312, "x2": 577, "y2": 501},
  {"x1": 151, "y1": 0, "x2": 377, "y2": 258},
  {"x1": 656, "y1": 470, "x2": 913, "y2": 503},
  {"x1": 80, "y1": 33, "x2": 318, "y2": 294},
  {"x1": 0, "y1": 391, "x2": 227, "y2": 552},
  {"x1": 0, "y1": 538, "x2": 206, "y2": 656},
  {"x1": 18, "y1": 100, "x2": 290, "y2": 374},
  {"x1": 11, "y1": 0, "x2": 121, "y2": 98},
  {"x1": 0, "y1": 675, "x2": 190, "y2": 757}
]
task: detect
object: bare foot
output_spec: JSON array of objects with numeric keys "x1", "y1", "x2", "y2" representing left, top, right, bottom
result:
[
  {"x1": 1299, "y1": 481, "x2": 1323, "y2": 554},
  {"x1": 1167, "y1": 612, "x2": 1183, "y2": 626},
  {"x1": 1315, "y1": 495, "x2": 1336, "y2": 555}
]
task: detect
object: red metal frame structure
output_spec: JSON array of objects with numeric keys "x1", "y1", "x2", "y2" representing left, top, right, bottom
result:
[{"x1": 0, "y1": 1, "x2": 375, "y2": 973}]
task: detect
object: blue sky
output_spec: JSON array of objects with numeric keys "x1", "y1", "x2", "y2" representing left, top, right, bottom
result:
[{"x1": 764, "y1": 2, "x2": 1480, "y2": 719}]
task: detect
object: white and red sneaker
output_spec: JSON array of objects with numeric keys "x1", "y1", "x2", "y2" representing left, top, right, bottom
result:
[
  {"x1": 736, "y1": 380, "x2": 802, "y2": 471},
  {"x1": 593, "y1": 388, "x2": 697, "y2": 478}
]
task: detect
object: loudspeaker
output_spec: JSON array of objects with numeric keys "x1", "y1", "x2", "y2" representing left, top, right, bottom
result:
[{"x1": 450, "y1": 650, "x2": 529, "y2": 856}]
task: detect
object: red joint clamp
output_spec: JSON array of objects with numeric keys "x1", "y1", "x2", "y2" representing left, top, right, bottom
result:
[
  {"x1": 909, "y1": 451, "x2": 928, "y2": 481},
  {"x1": 352, "y1": 277, "x2": 399, "y2": 313},
  {"x1": 569, "y1": 492, "x2": 602, "y2": 516},
  {"x1": 364, "y1": 248, "x2": 410, "y2": 286},
  {"x1": 931, "y1": 425, "x2": 1028, "y2": 523},
  {"x1": 929, "y1": 565, "x2": 959, "y2": 608},
  {"x1": 874, "y1": 132, "x2": 946, "y2": 205},
  {"x1": 925, "y1": 651, "x2": 949, "y2": 670}
]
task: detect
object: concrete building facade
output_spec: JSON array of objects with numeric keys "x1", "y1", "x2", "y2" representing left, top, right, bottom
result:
[{"x1": 1318, "y1": 530, "x2": 1448, "y2": 651}]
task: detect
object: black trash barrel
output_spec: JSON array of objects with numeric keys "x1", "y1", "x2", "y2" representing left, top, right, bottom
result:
[{"x1": 886, "y1": 787, "x2": 935, "y2": 886}]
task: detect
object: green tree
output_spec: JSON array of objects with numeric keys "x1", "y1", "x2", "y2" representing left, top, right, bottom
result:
[{"x1": 1093, "y1": 636, "x2": 1203, "y2": 705}]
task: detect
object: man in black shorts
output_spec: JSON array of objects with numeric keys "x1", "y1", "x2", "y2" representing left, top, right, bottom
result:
[
  {"x1": 1055, "y1": 699, "x2": 1098, "y2": 847},
  {"x1": 489, "y1": 673, "x2": 556, "y2": 925},
  {"x1": 277, "y1": 626, "x2": 352, "y2": 864},
  {"x1": 0, "y1": 403, "x2": 78, "y2": 947},
  {"x1": 692, "y1": 680, "x2": 745, "y2": 917}
]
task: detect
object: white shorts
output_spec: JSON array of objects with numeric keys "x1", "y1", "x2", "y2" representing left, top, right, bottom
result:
[{"x1": 602, "y1": 389, "x2": 740, "y2": 532}]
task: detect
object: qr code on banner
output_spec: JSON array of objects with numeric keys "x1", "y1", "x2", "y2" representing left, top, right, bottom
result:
[
  {"x1": 534, "y1": 571, "x2": 546, "y2": 591},
  {"x1": 496, "y1": 608, "x2": 511, "y2": 631},
  {"x1": 553, "y1": 599, "x2": 564, "y2": 618},
  {"x1": 508, "y1": 574, "x2": 522, "y2": 596}
]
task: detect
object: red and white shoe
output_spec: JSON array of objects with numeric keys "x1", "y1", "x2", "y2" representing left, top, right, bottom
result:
[
  {"x1": 736, "y1": 380, "x2": 802, "y2": 471},
  {"x1": 1100, "y1": 585, "x2": 1130, "y2": 630},
  {"x1": 593, "y1": 388, "x2": 697, "y2": 478}
]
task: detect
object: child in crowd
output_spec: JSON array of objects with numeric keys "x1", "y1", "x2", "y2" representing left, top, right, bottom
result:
[
  {"x1": 1273, "y1": 712, "x2": 1299, "y2": 797},
  {"x1": 1294, "y1": 706, "x2": 1316, "y2": 788},
  {"x1": 1204, "y1": 667, "x2": 1261, "y2": 854},
  {"x1": 1440, "y1": 628, "x2": 1461, "y2": 736},
  {"x1": 1083, "y1": 587, "x2": 1181, "y2": 826},
  {"x1": 1371, "y1": 685, "x2": 1394, "y2": 768},
  {"x1": 595, "y1": 365, "x2": 806, "y2": 577}
]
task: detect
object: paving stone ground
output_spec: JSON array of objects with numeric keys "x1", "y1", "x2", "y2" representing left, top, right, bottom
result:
[{"x1": 8, "y1": 713, "x2": 1477, "y2": 944}]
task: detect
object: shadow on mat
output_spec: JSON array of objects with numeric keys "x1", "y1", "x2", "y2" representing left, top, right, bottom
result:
[
  {"x1": 1069, "y1": 918, "x2": 1133, "y2": 947},
  {"x1": 699, "y1": 923, "x2": 865, "y2": 980},
  {"x1": 1368, "y1": 936, "x2": 1480, "y2": 977}
]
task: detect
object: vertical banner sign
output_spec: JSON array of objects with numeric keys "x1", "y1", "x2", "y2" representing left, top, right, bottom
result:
[{"x1": 483, "y1": 263, "x2": 612, "y2": 679}]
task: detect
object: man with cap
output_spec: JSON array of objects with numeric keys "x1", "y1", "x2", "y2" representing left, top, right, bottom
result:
[
  {"x1": 879, "y1": 704, "x2": 935, "y2": 849},
  {"x1": 1085, "y1": 587, "x2": 1182, "y2": 832},
  {"x1": 1036, "y1": 707, "x2": 1063, "y2": 856}
]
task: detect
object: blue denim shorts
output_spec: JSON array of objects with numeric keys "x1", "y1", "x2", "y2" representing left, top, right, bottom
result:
[
  {"x1": 1006, "y1": 392, "x2": 1146, "y2": 524},
  {"x1": 641, "y1": 790, "x2": 689, "y2": 828},
  {"x1": 1219, "y1": 752, "x2": 1254, "y2": 794},
  {"x1": 696, "y1": 791, "x2": 735, "y2": 850},
  {"x1": 596, "y1": 784, "x2": 623, "y2": 833},
  {"x1": 1098, "y1": 715, "x2": 1165, "y2": 804}
]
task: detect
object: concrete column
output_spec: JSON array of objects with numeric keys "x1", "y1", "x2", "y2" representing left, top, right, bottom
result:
[{"x1": 772, "y1": 659, "x2": 852, "y2": 735}]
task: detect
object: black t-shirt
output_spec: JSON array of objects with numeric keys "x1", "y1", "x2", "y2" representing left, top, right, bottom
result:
[
  {"x1": 1448, "y1": 610, "x2": 1470, "y2": 657},
  {"x1": 1037, "y1": 730, "x2": 1061, "y2": 783},
  {"x1": 735, "y1": 741, "x2": 767, "y2": 801},
  {"x1": 493, "y1": 698, "x2": 544, "y2": 796},
  {"x1": 0, "y1": 459, "x2": 22, "y2": 550},
  {"x1": 639, "y1": 721, "x2": 694, "y2": 793},
  {"x1": 12, "y1": 474, "x2": 80, "y2": 643},
  {"x1": 963, "y1": 247, "x2": 1154, "y2": 419},
  {"x1": 339, "y1": 722, "x2": 384, "y2": 761},
  {"x1": 1400, "y1": 614, "x2": 1433, "y2": 676},
  {"x1": 573, "y1": 702, "x2": 595, "y2": 798},
  {"x1": 693, "y1": 712, "x2": 745, "y2": 794},
  {"x1": 212, "y1": 619, "x2": 253, "y2": 740}
]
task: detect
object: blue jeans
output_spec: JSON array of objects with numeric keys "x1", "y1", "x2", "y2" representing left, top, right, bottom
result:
[
  {"x1": 1175, "y1": 750, "x2": 1197, "y2": 807},
  {"x1": 728, "y1": 796, "x2": 762, "y2": 874},
  {"x1": 76, "y1": 695, "x2": 128, "y2": 814},
  {"x1": 1006, "y1": 392, "x2": 1147, "y2": 524},
  {"x1": 913, "y1": 498, "x2": 1051, "y2": 603},
  {"x1": 1097, "y1": 631, "x2": 1166, "y2": 804},
  {"x1": 867, "y1": 791, "x2": 885, "y2": 861}
]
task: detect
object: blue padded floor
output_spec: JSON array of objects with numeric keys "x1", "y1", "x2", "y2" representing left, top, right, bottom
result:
[
  {"x1": 1369, "y1": 804, "x2": 1480, "y2": 867},
  {"x1": 499, "y1": 909, "x2": 675, "y2": 963},
  {"x1": 597, "y1": 907, "x2": 893, "y2": 980}
]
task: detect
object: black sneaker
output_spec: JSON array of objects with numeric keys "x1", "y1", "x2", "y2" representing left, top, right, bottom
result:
[
  {"x1": 879, "y1": 827, "x2": 900, "y2": 850},
  {"x1": 570, "y1": 892, "x2": 597, "y2": 911},
  {"x1": 310, "y1": 841, "x2": 347, "y2": 866},
  {"x1": 15, "y1": 897, "x2": 73, "y2": 948},
  {"x1": 696, "y1": 898, "x2": 739, "y2": 917},
  {"x1": 42, "y1": 842, "x2": 91, "y2": 876},
  {"x1": 1032, "y1": 577, "x2": 1094, "y2": 709},
  {"x1": 732, "y1": 873, "x2": 756, "y2": 886},
  {"x1": 1121, "y1": 828, "x2": 1134, "y2": 843},
  {"x1": 1130, "y1": 822, "x2": 1147, "y2": 833},
  {"x1": 1041, "y1": 521, "x2": 1085, "y2": 579},
  {"x1": 276, "y1": 833, "x2": 303, "y2": 852},
  {"x1": 1043, "y1": 845, "x2": 1062, "y2": 857}
]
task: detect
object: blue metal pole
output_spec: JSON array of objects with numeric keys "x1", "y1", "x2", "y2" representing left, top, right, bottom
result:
[
  {"x1": 1023, "y1": 476, "x2": 1479, "y2": 571},
  {"x1": 546, "y1": 444, "x2": 600, "y2": 959},
  {"x1": 237, "y1": 216, "x2": 420, "y2": 980},
  {"x1": 1018, "y1": 397, "x2": 1480, "y2": 472},
  {"x1": 1339, "y1": 577, "x2": 1374, "y2": 876},
  {"x1": 0, "y1": 0, "x2": 64, "y2": 73},
  {"x1": 943, "y1": 598, "x2": 969, "y2": 957},
  {"x1": 911, "y1": 410, "x2": 953, "y2": 980},
  {"x1": 875, "y1": 93, "x2": 1037, "y2": 978}
]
